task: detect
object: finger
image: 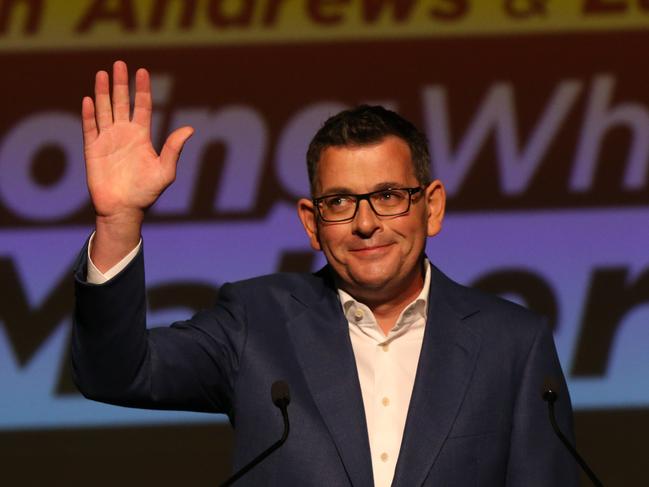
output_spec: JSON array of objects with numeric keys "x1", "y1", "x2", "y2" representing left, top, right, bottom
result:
[
  {"x1": 132, "y1": 68, "x2": 152, "y2": 131},
  {"x1": 160, "y1": 126, "x2": 194, "y2": 171},
  {"x1": 94, "y1": 70, "x2": 113, "y2": 130},
  {"x1": 112, "y1": 60, "x2": 130, "y2": 122},
  {"x1": 81, "y1": 96, "x2": 98, "y2": 146}
]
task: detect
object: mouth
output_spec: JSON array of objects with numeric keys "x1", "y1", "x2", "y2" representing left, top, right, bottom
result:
[{"x1": 349, "y1": 243, "x2": 394, "y2": 256}]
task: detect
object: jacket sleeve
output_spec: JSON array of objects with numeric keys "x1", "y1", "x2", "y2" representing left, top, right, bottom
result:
[
  {"x1": 71, "y1": 241, "x2": 247, "y2": 416},
  {"x1": 505, "y1": 320, "x2": 579, "y2": 486}
]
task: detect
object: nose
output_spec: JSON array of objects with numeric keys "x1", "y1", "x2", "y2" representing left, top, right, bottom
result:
[{"x1": 352, "y1": 199, "x2": 381, "y2": 237}]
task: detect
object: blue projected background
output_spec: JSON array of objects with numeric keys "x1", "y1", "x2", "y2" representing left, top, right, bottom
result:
[{"x1": 3, "y1": 206, "x2": 649, "y2": 430}]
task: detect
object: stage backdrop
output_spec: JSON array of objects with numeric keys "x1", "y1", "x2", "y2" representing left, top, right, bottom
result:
[{"x1": 1, "y1": 1, "x2": 648, "y2": 485}]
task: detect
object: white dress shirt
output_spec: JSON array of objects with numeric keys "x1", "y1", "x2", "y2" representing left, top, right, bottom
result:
[
  {"x1": 86, "y1": 233, "x2": 142, "y2": 283},
  {"x1": 87, "y1": 236, "x2": 429, "y2": 487},
  {"x1": 338, "y1": 261, "x2": 429, "y2": 487}
]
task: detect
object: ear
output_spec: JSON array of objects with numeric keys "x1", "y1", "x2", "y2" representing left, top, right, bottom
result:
[
  {"x1": 424, "y1": 180, "x2": 446, "y2": 237},
  {"x1": 297, "y1": 198, "x2": 322, "y2": 251}
]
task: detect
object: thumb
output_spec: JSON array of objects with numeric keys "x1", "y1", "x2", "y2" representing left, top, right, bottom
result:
[{"x1": 160, "y1": 126, "x2": 194, "y2": 169}]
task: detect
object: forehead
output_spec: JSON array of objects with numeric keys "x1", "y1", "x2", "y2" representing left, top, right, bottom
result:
[{"x1": 316, "y1": 136, "x2": 418, "y2": 194}]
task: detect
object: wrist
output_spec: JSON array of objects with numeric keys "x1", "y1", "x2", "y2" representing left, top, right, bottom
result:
[
  {"x1": 96, "y1": 208, "x2": 143, "y2": 234},
  {"x1": 91, "y1": 212, "x2": 144, "y2": 273}
]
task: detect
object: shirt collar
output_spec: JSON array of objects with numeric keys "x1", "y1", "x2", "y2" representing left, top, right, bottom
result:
[{"x1": 338, "y1": 259, "x2": 431, "y2": 337}]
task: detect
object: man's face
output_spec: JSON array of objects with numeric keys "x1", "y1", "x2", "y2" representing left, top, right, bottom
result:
[{"x1": 298, "y1": 135, "x2": 445, "y2": 302}]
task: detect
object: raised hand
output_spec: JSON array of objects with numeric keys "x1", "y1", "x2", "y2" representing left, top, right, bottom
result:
[
  {"x1": 83, "y1": 60, "x2": 192, "y2": 220},
  {"x1": 82, "y1": 60, "x2": 193, "y2": 271}
]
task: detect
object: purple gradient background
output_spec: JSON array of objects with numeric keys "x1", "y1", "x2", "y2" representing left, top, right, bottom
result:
[{"x1": 1, "y1": 200, "x2": 648, "y2": 429}]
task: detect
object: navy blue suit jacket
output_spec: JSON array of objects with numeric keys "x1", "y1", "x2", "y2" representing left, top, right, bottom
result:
[{"x1": 72, "y1": 246, "x2": 578, "y2": 486}]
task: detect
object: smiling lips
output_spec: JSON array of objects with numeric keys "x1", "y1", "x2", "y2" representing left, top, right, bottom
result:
[{"x1": 349, "y1": 243, "x2": 394, "y2": 255}]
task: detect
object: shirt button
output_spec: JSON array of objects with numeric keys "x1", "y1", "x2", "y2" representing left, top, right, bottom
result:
[
  {"x1": 381, "y1": 343, "x2": 389, "y2": 352},
  {"x1": 354, "y1": 309, "x2": 363, "y2": 320},
  {"x1": 380, "y1": 452, "x2": 389, "y2": 462},
  {"x1": 382, "y1": 397, "x2": 390, "y2": 407}
]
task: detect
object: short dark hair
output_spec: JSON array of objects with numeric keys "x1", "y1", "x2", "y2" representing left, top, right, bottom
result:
[{"x1": 306, "y1": 105, "x2": 431, "y2": 195}]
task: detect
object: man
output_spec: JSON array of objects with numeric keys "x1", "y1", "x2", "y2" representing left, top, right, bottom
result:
[{"x1": 73, "y1": 61, "x2": 578, "y2": 486}]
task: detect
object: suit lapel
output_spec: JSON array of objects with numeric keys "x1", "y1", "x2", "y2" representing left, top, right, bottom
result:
[
  {"x1": 286, "y1": 272, "x2": 374, "y2": 487},
  {"x1": 392, "y1": 268, "x2": 482, "y2": 487}
]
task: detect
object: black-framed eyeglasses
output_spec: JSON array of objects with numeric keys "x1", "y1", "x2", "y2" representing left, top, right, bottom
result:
[{"x1": 313, "y1": 187, "x2": 424, "y2": 223}]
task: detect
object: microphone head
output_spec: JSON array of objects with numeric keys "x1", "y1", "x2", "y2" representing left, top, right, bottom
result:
[
  {"x1": 541, "y1": 377, "x2": 559, "y2": 403},
  {"x1": 271, "y1": 380, "x2": 290, "y2": 409}
]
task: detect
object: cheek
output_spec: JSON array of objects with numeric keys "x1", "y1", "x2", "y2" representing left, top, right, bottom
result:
[
  {"x1": 393, "y1": 219, "x2": 424, "y2": 243},
  {"x1": 318, "y1": 226, "x2": 347, "y2": 256},
  {"x1": 394, "y1": 226, "x2": 427, "y2": 259}
]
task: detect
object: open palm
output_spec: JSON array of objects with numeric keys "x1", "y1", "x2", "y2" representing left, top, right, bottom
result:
[{"x1": 82, "y1": 61, "x2": 193, "y2": 219}]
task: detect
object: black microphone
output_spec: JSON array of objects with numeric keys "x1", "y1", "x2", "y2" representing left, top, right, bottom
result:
[
  {"x1": 219, "y1": 380, "x2": 291, "y2": 486},
  {"x1": 541, "y1": 378, "x2": 604, "y2": 487}
]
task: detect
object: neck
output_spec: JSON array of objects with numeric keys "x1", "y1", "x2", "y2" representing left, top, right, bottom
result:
[{"x1": 338, "y1": 259, "x2": 426, "y2": 335}]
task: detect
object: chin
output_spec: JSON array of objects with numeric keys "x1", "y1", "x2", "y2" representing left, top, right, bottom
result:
[{"x1": 349, "y1": 272, "x2": 393, "y2": 291}]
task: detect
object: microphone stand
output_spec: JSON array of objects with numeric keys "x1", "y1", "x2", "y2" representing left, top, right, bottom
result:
[
  {"x1": 543, "y1": 388, "x2": 604, "y2": 487},
  {"x1": 219, "y1": 382, "x2": 290, "y2": 486}
]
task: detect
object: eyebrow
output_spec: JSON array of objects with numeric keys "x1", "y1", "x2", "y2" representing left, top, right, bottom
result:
[{"x1": 318, "y1": 182, "x2": 406, "y2": 196}]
